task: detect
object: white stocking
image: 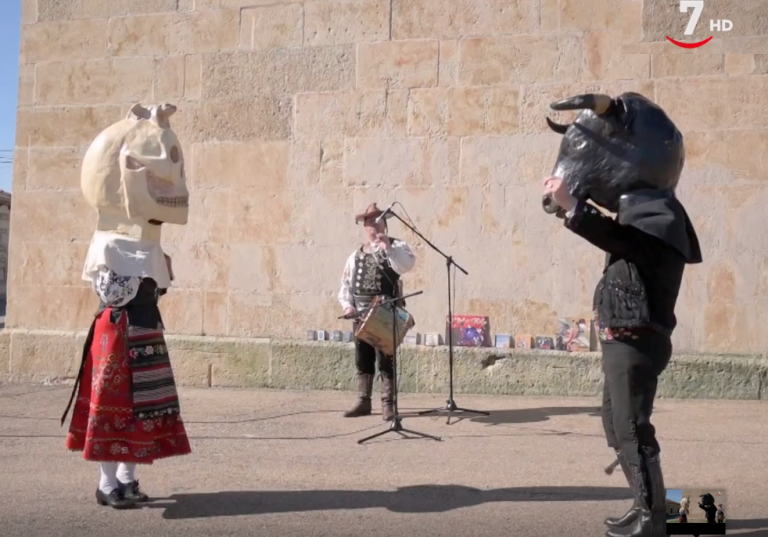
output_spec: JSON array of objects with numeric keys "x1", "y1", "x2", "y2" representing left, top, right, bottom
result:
[
  {"x1": 117, "y1": 462, "x2": 136, "y2": 484},
  {"x1": 99, "y1": 462, "x2": 119, "y2": 494}
]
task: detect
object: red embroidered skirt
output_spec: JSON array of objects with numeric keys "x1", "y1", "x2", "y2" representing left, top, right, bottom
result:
[{"x1": 65, "y1": 308, "x2": 191, "y2": 463}]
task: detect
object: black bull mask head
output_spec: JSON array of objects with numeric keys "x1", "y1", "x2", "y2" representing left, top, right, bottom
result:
[{"x1": 542, "y1": 92, "x2": 685, "y2": 215}]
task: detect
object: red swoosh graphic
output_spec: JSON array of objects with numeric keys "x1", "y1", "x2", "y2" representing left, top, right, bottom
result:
[{"x1": 665, "y1": 36, "x2": 714, "y2": 48}]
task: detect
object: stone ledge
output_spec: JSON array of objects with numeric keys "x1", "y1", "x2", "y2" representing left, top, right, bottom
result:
[{"x1": 0, "y1": 329, "x2": 765, "y2": 400}]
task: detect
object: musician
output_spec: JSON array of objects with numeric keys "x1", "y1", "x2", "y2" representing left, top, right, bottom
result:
[
  {"x1": 716, "y1": 504, "x2": 725, "y2": 523},
  {"x1": 338, "y1": 203, "x2": 416, "y2": 421},
  {"x1": 542, "y1": 92, "x2": 702, "y2": 537}
]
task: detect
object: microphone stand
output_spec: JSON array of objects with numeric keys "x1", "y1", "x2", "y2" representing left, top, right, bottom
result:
[
  {"x1": 384, "y1": 209, "x2": 489, "y2": 425},
  {"x1": 357, "y1": 291, "x2": 441, "y2": 445}
]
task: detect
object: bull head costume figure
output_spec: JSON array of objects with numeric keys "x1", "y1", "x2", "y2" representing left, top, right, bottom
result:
[
  {"x1": 81, "y1": 103, "x2": 190, "y2": 288},
  {"x1": 543, "y1": 93, "x2": 702, "y2": 537},
  {"x1": 543, "y1": 92, "x2": 684, "y2": 216}
]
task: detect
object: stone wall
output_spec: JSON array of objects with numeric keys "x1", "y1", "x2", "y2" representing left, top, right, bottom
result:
[{"x1": 9, "y1": 0, "x2": 768, "y2": 355}]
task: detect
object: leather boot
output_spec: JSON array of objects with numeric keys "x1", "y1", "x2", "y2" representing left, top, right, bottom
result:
[
  {"x1": 605, "y1": 450, "x2": 641, "y2": 527},
  {"x1": 344, "y1": 374, "x2": 373, "y2": 417},
  {"x1": 606, "y1": 449, "x2": 667, "y2": 537},
  {"x1": 381, "y1": 376, "x2": 395, "y2": 422}
]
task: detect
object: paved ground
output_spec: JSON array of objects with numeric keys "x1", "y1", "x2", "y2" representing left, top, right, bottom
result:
[{"x1": 1, "y1": 384, "x2": 767, "y2": 537}]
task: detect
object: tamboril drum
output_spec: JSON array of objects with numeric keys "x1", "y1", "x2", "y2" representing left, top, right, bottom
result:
[{"x1": 355, "y1": 296, "x2": 415, "y2": 356}]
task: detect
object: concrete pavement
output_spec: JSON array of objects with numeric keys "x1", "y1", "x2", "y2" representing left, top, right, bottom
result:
[{"x1": 1, "y1": 385, "x2": 766, "y2": 536}]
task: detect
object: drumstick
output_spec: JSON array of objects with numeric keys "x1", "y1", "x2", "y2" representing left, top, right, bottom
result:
[{"x1": 605, "y1": 458, "x2": 620, "y2": 475}]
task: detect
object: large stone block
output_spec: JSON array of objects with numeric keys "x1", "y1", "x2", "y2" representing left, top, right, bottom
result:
[
  {"x1": 193, "y1": 141, "x2": 289, "y2": 189},
  {"x1": 15, "y1": 242, "x2": 89, "y2": 288},
  {"x1": 8, "y1": 329, "x2": 81, "y2": 383},
  {"x1": 725, "y1": 54, "x2": 757, "y2": 76},
  {"x1": 656, "y1": 77, "x2": 768, "y2": 131},
  {"x1": 38, "y1": 0, "x2": 177, "y2": 21},
  {"x1": 17, "y1": 65, "x2": 35, "y2": 107},
  {"x1": 651, "y1": 54, "x2": 725, "y2": 78},
  {"x1": 392, "y1": 0, "x2": 539, "y2": 40},
  {"x1": 518, "y1": 80, "x2": 656, "y2": 133},
  {"x1": 107, "y1": 9, "x2": 239, "y2": 57},
  {"x1": 154, "y1": 56, "x2": 186, "y2": 101},
  {"x1": 287, "y1": 140, "x2": 345, "y2": 189},
  {"x1": 657, "y1": 354, "x2": 766, "y2": 400},
  {"x1": 21, "y1": 19, "x2": 108, "y2": 63},
  {"x1": 203, "y1": 291, "x2": 228, "y2": 336},
  {"x1": 7, "y1": 287, "x2": 94, "y2": 331},
  {"x1": 184, "y1": 55, "x2": 203, "y2": 99},
  {"x1": 168, "y1": 335, "x2": 272, "y2": 388},
  {"x1": 15, "y1": 106, "x2": 122, "y2": 147},
  {"x1": 0, "y1": 331, "x2": 9, "y2": 381},
  {"x1": 202, "y1": 46, "x2": 355, "y2": 98},
  {"x1": 228, "y1": 244, "x2": 277, "y2": 294},
  {"x1": 560, "y1": 0, "x2": 621, "y2": 31},
  {"x1": 458, "y1": 35, "x2": 582, "y2": 86},
  {"x1": 26, "y1": 147, "x2": 85, "y2": 191},
  {"x1": 35, "y1": 58, "x2": 155, "y2": 106},
  {"x1": 438, "y1": 40, "x2": 458, "y2": 87},
  {"x1": 460, "y1": 134, "x2": 560, "y2": 188},
  {"x1": 21, "y1": 0, "x2": 37, "y2": 25},
  {"x1": 162, "y1": 243, "x2": 229, "y2": 291},
  {"x1": 10, "y1": 191, "x2": 93, "y2": 243},
  {"x1": 175, "y1": 96, "x2": 293, "y2": 143},
  {"x1": 160, "y1": 290, "x2": 206, "y2": 336},
  {"x1": 357, "y1": 40, "x2": 439, "y2": 89},
  {"x1": 162, "y1": 190, "x2": 230, "y2": 246},
  {"x1": 304, "y1": 0, "x2": 390, "y2": 46},
  {"x1": 270, "y1": 341, "x2": 355, "y2": 390},
  {"x1": 286, "y1": 188, "x2": 355, "y2": 245},
  {"x1": 293, "y1": 90, "x2": 389, "y2": 139},
  {"x1": 408, "y1": 87, "x2": 520, "y2": 136},
  {"x1": 685, "y1": 131, "x2": 768, "y2": 182},
  {"x1": 584, "y1": 31, "x2": 650, "y2": 81},
  {"x1": 240, "y1": 4, "x2": 303, "y2": 50},
  {"x1": 343, "y1": 138, "x2": 459, "y2": 188},
  {"x1": 228, "y1": 188, "x2": 292, "y2": 243},
  {"x1": 166, "y1": 349, "x2": 212, "y2": 387},
  {"x1": 723, "y1": 37, "x2": 768, "y2": 54}
]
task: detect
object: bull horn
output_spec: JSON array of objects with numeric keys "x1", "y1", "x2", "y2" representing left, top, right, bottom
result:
[
  {"x1": 550, "y1": 93, "x2": 613, "y2": 115},
  {"x1": 546, "y1": 117, "x2": 570, "y2": 134}
]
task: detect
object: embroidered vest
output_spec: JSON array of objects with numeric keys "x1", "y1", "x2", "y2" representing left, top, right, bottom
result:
[{"x1": 351, "y1": 240, "x2": 401, "y2": 300}]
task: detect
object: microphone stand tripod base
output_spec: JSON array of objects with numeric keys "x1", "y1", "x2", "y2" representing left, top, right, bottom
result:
[
  {"x1": 418, "y1": 398, "x2": 489, "y2": 425},
  {"x1": 357, "y1": 414, "x2": 442, "y2": 444}
]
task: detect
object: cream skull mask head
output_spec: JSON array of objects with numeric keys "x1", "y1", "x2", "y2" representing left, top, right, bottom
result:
[{"x1": 81, "y1": 103, "x2": 189, "y2": 241}]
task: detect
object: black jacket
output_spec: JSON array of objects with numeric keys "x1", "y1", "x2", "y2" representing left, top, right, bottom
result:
[{"x1": 564, "y1": 190, "x2": 702, "y2": 337}]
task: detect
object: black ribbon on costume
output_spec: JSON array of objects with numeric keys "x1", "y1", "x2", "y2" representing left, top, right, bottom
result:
[{"x1": 60, "y1": 315, "x2": 98, "y2": 427}]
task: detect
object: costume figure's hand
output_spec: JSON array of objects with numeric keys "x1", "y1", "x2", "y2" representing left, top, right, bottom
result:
[
  {"x1": 377, "y1": 233, "x2": 390, "y2": 252},
  {"x1": 542, "y1": 176, "x2": 578, "y2": 212},
  {"x1": 344, "y1": 306, "x2": 356, "y2": 316},
  {"x1": 164, "y1": 254, "x2": 175, "y2": 281}
]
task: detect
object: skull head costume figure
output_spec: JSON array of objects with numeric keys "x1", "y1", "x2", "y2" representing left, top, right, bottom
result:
[
  {"x1": 81, "y1": 103, "x2": 189, "y2": 241},
  {"x1": 542, "y1": 92, "x2": 685, "y2": 215}
]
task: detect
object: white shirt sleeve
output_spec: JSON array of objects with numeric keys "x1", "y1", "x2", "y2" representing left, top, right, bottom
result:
[
  {"x1": 387, "y1": 240, "x2": 416, "y2": 275},
  {"x1": 91, "y1": 267, "x2": 141, "y2": 307},
  {"x1": 338, "y1": 252, "x2": 356, "y2": 311}
]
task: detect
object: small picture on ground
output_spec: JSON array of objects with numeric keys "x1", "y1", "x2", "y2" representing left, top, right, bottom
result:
[{"x1": 666, "y1": 488, "x2": 726, "y2": 535}]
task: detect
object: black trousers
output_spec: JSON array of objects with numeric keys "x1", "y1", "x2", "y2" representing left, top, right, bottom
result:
[
  {"x1": 353, "y1": 322, "x2": 393, "y2": 379},
  {"x1": 601, "y1": 328, "x2": 672, "y2": 468}
]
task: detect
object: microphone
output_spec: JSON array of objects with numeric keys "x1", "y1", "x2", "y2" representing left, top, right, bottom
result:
[{"x1": 375, "y1": 203, "x2": 395, "y2": 223}]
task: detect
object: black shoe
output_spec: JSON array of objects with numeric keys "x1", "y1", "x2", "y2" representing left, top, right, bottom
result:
[
  {"x1": 381, "y1": 376, "x2": 395, "y2": 421},
  {"x1": 605, "y1": 450, "x2": 640, "y2": 528},
  {"x1": 118, "y1": 479, "x2": 149, "y2": 502},
  {"x1": 95, "y1": 488, "x2": 136, "y2": 509}
]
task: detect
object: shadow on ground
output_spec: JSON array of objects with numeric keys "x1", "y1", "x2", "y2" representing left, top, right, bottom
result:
[
  {"x1": 146, "y1": 485, "x2": 633, "y2": 519},
  {"x1": 464, "y1": 407, "x2": 602, "y2": 426}
]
